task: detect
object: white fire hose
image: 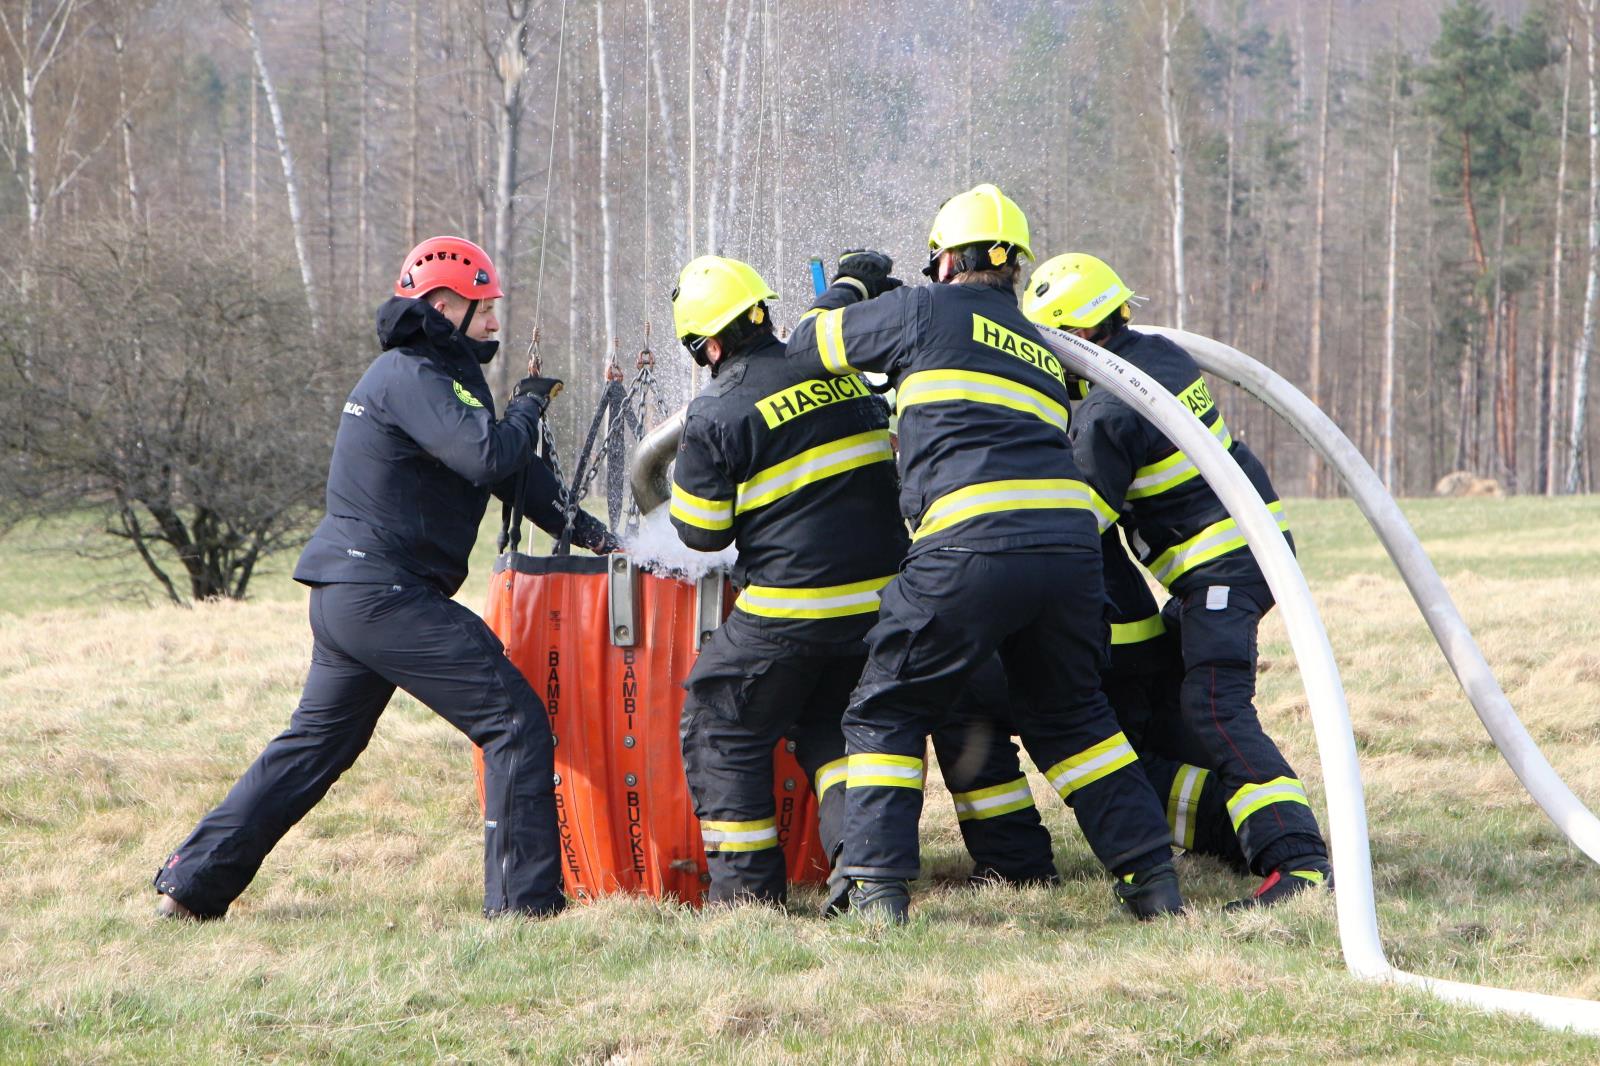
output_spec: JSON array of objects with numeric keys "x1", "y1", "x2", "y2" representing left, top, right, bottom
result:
[
  {"x1": 1144, "y1": 326, "x2": 1600, "y2": 866},
  {"x1": 1037, "y1": 324, "x2": 1600, "y2": 1036}
]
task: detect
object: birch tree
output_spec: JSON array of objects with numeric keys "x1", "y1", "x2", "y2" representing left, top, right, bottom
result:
[
  {"x1": 1567, "y1": 0, "x2": 1600, "y2": 494},
  {"x1": 237, "y1": 0, "x2": 320, "y2": 332}
]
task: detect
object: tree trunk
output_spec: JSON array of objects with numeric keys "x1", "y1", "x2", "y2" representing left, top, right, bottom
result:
[
  {"x1": 407, "y1": 0, "x2": 421, "y2": 248},
  {"x1": 244, "y1": 0, "x2": 320, "y2": 331},
  {"x1": 1306, "y1": 0, "x2": 1333, "y2": 494},
  {"x1": 355, "y1": 0, "x2": 373, "y2": 303},
  {"x1": 595, "y1": 0, "x2": 616, "y2": 363},
  {"x1": 722, "y1": 0, "x2": 761, "y2": 258},
  {"x1": 317, "y1": 0, "x2": 336, "y2": 302},
  {"x1": 1567, "y1": 0, "x2": 1600, "y2": 495},
  {"x1": 648, "y1": 1, "x2": 686, "y2": 268},
  {"x1": 1548, "y1": 19, "x2": 1574, "y2": 494},
  {"x1": 490, "y1": 1, "x2": 531, "y2": 390},
  {"x1": 705, "y1": 0, "x2": 740, "y2": 253},
  {"x1": 1220, "y1": 0, "x2": 1240, "y2": 340},
  {"x1": 1159, "y1": 0, "x2": 1187, "y2": 330},
  {"x1": 111, "y1": 23, "x2": 139, "y2": 223}
]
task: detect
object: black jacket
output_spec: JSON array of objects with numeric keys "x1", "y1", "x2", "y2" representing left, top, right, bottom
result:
[
  {"x1": 1069, "y1": 324, "x2": 1291, "y2": 597},
  {"x1": 670, "y1": 333, "x2": 908, "y2": 646},
  {"x1": 294, "y1": 297, "x2": 610, "y2": 596},
  {"x1": 786, "y1": 279, "x2": 1108, "y2": 558}
]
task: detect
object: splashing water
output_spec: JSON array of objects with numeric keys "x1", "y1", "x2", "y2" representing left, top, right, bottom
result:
[{"x1": 623, "y1": 506, "x2": 738, "y2": 582}]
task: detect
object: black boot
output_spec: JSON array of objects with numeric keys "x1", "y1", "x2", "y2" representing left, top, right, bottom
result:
[
  {"x1": 847, "y1": 878, "x2": 910, "y2": 925},
  {"x1": 1113, "y1": 861, "x2": 1185, "y2": 920},
  {"x1": 1226, "y1": 855, "x2": 1333, "y2": 911}
]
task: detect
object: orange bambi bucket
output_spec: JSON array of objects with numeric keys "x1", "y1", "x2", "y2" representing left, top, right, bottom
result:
[{"x1": 472, "y1": 552, "x2": 829, "y2": 903}]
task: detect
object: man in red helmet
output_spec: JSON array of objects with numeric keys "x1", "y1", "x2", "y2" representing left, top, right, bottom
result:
[{"x1": 153, "y1": 236, "x2": 617, "y2": 921}]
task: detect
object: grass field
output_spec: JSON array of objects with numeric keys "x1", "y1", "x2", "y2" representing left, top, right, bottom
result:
[{"x1": 4, "y1": 499, "x2": 1600, "y2": 1062}]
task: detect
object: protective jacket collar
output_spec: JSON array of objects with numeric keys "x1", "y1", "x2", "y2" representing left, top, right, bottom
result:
[{"x1": 375, "y1": 295, "x2": 501, "y2": 366}]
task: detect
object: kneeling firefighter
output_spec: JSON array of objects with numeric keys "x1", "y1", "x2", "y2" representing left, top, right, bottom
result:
[
  {"x1": 1023, "y1": 252, "x2": 1331, "y2": 908},
  {"x1": 787, "y1": 185, "x2": 1182, "y2": 923},
  {"x1": 939, "y1": 531, "x2": 1246, "y2": 883},
  {"x1": 153, "y1": 236, "x2": 618, "y2": 921},
  {"x1": 668, "y1": 255, "x2": 908, "y2": 905}
]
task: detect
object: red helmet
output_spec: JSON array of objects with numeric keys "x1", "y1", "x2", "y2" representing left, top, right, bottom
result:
[{"x1": 394, "y1": 236, "x2": 504, "y2": 301}]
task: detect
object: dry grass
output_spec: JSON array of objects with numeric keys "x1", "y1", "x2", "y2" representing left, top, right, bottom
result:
[{"x1": 3, "y1": 499, "x2": 1600, "y2": 1062}]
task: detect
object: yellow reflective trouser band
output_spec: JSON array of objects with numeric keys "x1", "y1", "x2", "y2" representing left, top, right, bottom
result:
[
  {"x1": 845, "y1": 753, "x2": 924, "y2": 790},
  {"x1": 669, "y1": 482, "x2": 734, "y2": 531},
  {"x1": 1046, "y1": 732, "x2": 1137, "y2": 798},
  {"x1": 950, "y1": 777, "x2": 1036, "y2": 822},
  {"x1": 896, "y1": 368, "x2": 1070, "y2": 434},
  {"x1": 913, "y1": 478, "x2": 1099, "y2": 542},
  {"x1": 814, "y1": 757, "x2": 850, "y2": 801},
  {"x1": 1110, "y1": 613, "x2": 1166, "y2": 646},
  {"x1": 1147, "y1": 500, "x2": 1289, "y2": 588},
  {"x1": 735, "y1": 574, "x2": 896, "y2": 620},
  {"x1": 1166, "y1": 764, "x2": 1210, "y2": 850},
  {"x1": 1125, "y1": 415, "x2": 1232, "y2": 501},
  {"x1": 1226, "y1": 776, "x2": 1310, "y2": 831},
  {"x1": 700, "y1": 817, "x2": 779, "y2": 852},
  {"x1": 817, "y1": 307, "x2": 852, "y2": 375},
  {"x1": 735, "y1": 430, "x2": 894, "y2": 513}
]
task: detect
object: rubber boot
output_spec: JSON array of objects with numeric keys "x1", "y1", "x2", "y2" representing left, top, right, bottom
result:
[
  {"x1": 1113, "y1": 861, "x2": 1185, "y2": 920},
  {"x1": 1226, "y1": 855, "x2": 1333, "y2": 911},
  {"x1": 847, "y1": 878, "x2": 911, "y2": 925}
]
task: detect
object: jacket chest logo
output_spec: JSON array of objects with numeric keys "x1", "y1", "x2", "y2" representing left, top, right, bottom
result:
[
  {"x1": 453, "y1": 381, "x2": 485, "y2": 408},
  {"x1": 970, "y1": 314, "x2": 1068, "y2": 388},
  {"x1": 753, "y1": 374, "x2": 868, "y2": 429}
]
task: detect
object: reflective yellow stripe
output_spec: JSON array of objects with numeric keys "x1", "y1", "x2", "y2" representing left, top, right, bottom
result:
[
  {"x1": 950, "y1": 777, "x2": 1036, "y2": 822},
  {"x1": 1226, "y1": 776, "x2": 1310, "y2": 831},
  {"x1": 1111, "y1": 613, "x2": 1166, "y2": 645},
  {"x1": 799, "y1": 307, "x2": 824, "y2": 321},
  {"x1": 1125, "y1": 416, "x2": 1233, "y2": 500},
  {"x1": 1166, "y1": 764, "x2": 1210, "y2": 850},
  {"x1": 700, "y1": 817, "x2": 779, "y2": 852},
  {"x1": 896, "y1": 368, "x2": 1069, "y2": 433},
  {"x1": 1147, "y1": 500, "x2": 1289, "y2": 588},
  {"x1": 846, "y1": 753, "x2": 924, "y2": 790},
  {"x1": 1088, "y1": 487, "x2": 1118, "y2": 533},
  {"x1": 735, "y1": 574, "x2": 896, "y2": 620},
  {"x1": 913, "y1": 478, "x2": 1099, "y2": 542},
  {"x1": 735, "y1": 430, "x2": 894, "y2": 513},
  {"x1": 1045, "y1": 732, "x2": 1137, "y2": 798},
  {"x1": 814, "y1": 757, "x2": 849, "y2": 801},
  {"x1": 669, "y1": 482, "x2": 735, "y2": 531},
  {"x1": 817, "y1": 307, "x2": 852, "y2": 375}
]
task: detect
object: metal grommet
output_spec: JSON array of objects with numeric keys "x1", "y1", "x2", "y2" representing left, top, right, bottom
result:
[
  {"x1": 552, "y1": 773, "x2": 562, "y2": 786},
  {"x1": 785, "y1": 740, "x2": 797, "y2": 753},
  {"x1": 783, "y1": 778, "x2": 796, "y2": 791},
  {"x1": 623, "y1": 735, "x2": 636, "y2": 749},
  {"x1": 625, "y1": 773, "x2": 638, "y2": 787}
]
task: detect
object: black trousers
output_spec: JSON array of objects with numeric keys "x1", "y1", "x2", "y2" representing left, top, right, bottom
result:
[
  {"x1": 839, "y1": 548, "x2": 1173, "y2": 883},
  {"x1": 680, "y1": 613, "x2": 853, "y2": 904},
  {"x1": 1162, "y1": 582, "x2": 1327, "y2": 874},
  {"x1": 931, "y1": 656, "x2": 1058, "y2": 885},
  {"x1": 154, "y1": 582, "x2": 562, "y2": 918}
]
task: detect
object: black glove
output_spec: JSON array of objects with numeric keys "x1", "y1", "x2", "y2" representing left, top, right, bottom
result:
[
  {"x1": 835, "y1": 249, "x2": 903, "y2": 299},
  {"x1": 510, "y1": 375, "x2": 564, "y2": 413}
]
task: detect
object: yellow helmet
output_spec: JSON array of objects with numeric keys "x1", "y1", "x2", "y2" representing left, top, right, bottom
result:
[
  {"x1": 927, "y1": 183, "x2": 1034, "y2": 262},
  {"x1": 1022, "y1": 253, "x2": 1134, "y2": 329},
  {"x1": 671, "y1": 255, "x2": 778, "y2": 340}
]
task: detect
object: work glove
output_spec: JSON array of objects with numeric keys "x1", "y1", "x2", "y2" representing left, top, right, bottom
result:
[
  {"x1": 835, "y1": 249, "x2": 903, "y2": 299},
  {"x1": 509, "y1": 375, "x2": 564, "y2": 414}
]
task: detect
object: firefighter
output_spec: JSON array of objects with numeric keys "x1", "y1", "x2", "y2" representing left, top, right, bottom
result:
[
  {"x1": 787, "y1": 185, "x2": 1182, "y2": 924},
  {"x1": 1023, "y1": 251, "x2": 1331, "y2": 908},
  {"x1": 667, "y1": 255, "x2": 908, "y2": 905},
  {"x1": 153, "y1": 236, "x2": 618, "y2": 922},
  {"x1": 940, "y1": 531, "x2": 1246, "y2": 886}
]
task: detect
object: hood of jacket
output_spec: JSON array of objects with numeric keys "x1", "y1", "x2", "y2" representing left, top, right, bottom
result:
[{"x1": 375, "y1": 295, "x2": 501, "y2": 365}]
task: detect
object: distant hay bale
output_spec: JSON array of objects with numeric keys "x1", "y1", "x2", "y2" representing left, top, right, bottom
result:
[{"x1": 1433, "y1": 471, "x2": 1504, "y2": 498}]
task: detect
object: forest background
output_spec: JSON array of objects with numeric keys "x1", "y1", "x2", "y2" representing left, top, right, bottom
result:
[{"x1": 0, "y1": 0, "x2": 1592, "y2": 601}]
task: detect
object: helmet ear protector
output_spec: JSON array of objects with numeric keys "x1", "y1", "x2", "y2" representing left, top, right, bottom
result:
[{"x1": 922, "y1": 243, "x2": 1026, "y2": 281}]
